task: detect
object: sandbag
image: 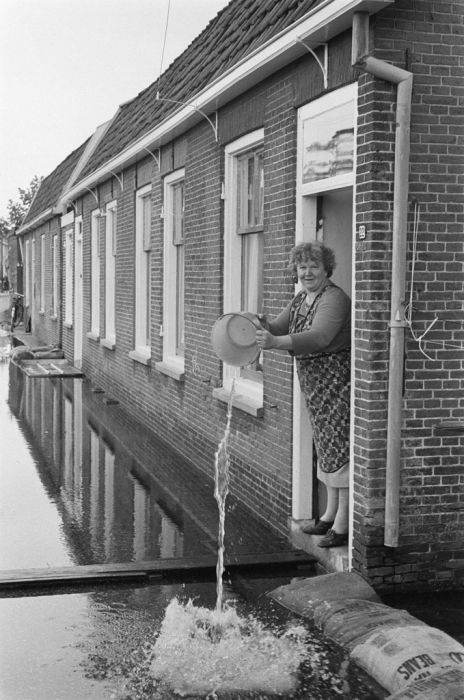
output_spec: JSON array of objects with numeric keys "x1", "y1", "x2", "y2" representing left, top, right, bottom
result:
[
  {"x1": 34, "y1": 348, "x2": 64, "y2": 359},
  {"x1": 11, "y1": 346, "x2": 34, "y2": 361},
  {"x1": 387, "y1": 667, "x2": 464, "y2": 699},
  {"x1": 351, "y1": 624, "x2": 464, "y2": 693},
  {"x1": 313, "y1": 598, "x2": 422, "y2": 650}
]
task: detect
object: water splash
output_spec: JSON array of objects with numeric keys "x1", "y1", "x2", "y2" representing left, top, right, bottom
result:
[
  {"x1": 150, "y1": 379, "x2": 308, "y2": 696},
  {"x1": 213, "y1": 378, "x2": 235, "y2": 612},
  {"x1": 151, "y1": 598, "x2": 307, "y2": 697}
]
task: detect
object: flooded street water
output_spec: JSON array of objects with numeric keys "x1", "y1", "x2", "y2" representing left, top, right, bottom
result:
[{"x1": 0, "y1": 357, "x2": 388, "y2": 699}]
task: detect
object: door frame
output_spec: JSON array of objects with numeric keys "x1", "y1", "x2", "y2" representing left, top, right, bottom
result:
[
  {"x1": 293, "y1": 84, "x2": 357, "y2": 568},
  {"x1": 73, "y1": 216, "x2": 83, "y2": 369}
]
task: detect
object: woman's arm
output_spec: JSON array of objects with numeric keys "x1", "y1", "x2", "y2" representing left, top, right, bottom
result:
[
  {"x1": 256, "y1": 288, "x2": 350, "y2": 354},
  {"x1": 291, "y1": 289, "x2": 350, "y2": 354}
]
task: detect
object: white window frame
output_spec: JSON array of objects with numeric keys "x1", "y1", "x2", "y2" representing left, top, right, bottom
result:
[
  {"x1": 213, "y1": 129, "x2": 265, "y2": 417},
  {"x1": 89, "y1": 208, "x2": 100, "y2": 340},
  {"x1": 52, "y1": 234, "x2": 58, "y2": 318},
  {"x1": 64, "y1": 228, "x2": 73, "y2": 326},
  {"x1": 40, "y1": 234, "x2": 45, "y2": 313},
  {"x1": 155, "y1": 169, "x2": 185, "y2": 381},
  {"x1": 298, "y1": 83, "x2": 356, "y2": 196},
  {"x1": 130, "y1": 184, "x2": 152, "y2": 364},
  {"x1": 102, "y1": 200, "x2": 117, "y2": 349}
]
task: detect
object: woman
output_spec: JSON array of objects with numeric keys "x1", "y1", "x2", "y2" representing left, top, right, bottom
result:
[{"x1": 255, "y1": 241, "x2": 351, "y2": 548}]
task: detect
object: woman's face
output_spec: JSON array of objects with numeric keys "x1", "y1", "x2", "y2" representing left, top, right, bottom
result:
[{"x1": 296, "y1": 258, "x2": 328, "y2": 294}]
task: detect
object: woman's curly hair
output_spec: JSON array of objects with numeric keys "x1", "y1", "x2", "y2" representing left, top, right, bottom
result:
[{"x1": 288, "y1": 241, "x2": 336, "y2": 278}]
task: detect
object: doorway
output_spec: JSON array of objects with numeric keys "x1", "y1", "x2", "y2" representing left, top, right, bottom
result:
[
  {"x1": 292, "y1": 187, "x2": 353, "y2": 521},
  {"x1": 74, "y1": 218, "x2": 83, "y2": 369}
]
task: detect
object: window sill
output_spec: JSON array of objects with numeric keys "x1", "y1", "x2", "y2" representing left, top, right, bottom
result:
[
  {"x1": 100, "y1": 338, "x2": 116, "y2": 351},
  {"x1": 129, "y1": 349, "x2": 151, "y2": 366},
  {"x1": 87, "y1": 331, "x2": 100, "y2": 342},
  {"x1": 64, "y1": 321, "x2": 73, "y2": 329},
  {"x1": 212, "y1": 387, "x2": 263, "y2": 418},
  {"x1": 155, "y1": 360, "x2": 185, "y2": 382}
]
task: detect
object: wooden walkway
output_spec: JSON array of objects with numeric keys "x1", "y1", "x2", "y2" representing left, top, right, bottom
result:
[{"x1": 0, "y1": 550, "x2": 315, "y2": 595}]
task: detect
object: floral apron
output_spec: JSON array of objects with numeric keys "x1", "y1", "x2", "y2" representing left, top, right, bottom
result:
[{"x1": 290, "y1": 288, "x2": 351, "y2": 474}]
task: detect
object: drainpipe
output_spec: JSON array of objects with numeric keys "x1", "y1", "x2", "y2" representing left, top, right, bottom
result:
[{"x1": 352, "y1": 12, "x2": 413, "y2": 547}]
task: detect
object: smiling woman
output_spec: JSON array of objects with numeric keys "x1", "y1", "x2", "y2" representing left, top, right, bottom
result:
[{"x1": 254, "y1": 240, "x2": 352, "y2": 547}]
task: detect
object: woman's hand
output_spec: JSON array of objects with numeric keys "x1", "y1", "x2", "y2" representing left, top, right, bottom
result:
[
  {"x1": 256, "y1": 328, "x2": 277, "y2": 349},
  {"x1": 256, "y1": 329, "x2": 293, "y2": 351}
]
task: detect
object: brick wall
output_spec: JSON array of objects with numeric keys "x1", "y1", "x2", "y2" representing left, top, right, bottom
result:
[
  {"x1": 78, "y1": 77, "x2": 303, "y2": 536},
  {"x1": 352, "y1": 0, "x2": 464, "y2": 591}
]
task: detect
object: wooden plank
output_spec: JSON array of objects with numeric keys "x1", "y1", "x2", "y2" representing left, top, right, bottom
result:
[
  {"x1": 0, "y1": 551, "x2": 314, "y2": 592},
  {"x1": 20, "y1": 359, "x2": 83, "y2": 378}
]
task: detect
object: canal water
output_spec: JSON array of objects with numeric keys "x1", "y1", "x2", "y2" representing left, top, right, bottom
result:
[{"x1": 0, "y1": 353, "x2": 434, "y2": 699}]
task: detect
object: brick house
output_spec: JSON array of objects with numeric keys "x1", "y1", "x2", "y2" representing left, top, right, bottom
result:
[{"x1": 17, "y1": 0, "x2": 463, "y2": 592}]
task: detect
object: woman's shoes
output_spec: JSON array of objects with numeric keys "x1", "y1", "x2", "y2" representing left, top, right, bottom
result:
[
  {"x1": 302, "y1": 519, "x2": 334, "y2": 535},
  {"x1": 318, "y1": 529, "x2": 348, "y2": 548}
]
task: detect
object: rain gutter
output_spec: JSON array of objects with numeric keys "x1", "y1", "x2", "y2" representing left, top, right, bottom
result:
[
  {"x1": 17, "y1": 207, "x2": 61, "y2": 236},
  {"x1": 352, "y1": 11, "x2": 413, "y2": 547},
  {"x1": 61, "y1": 0, "x2": 393, "y2": 207}
]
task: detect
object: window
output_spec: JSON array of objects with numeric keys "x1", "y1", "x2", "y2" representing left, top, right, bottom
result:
[
  {"x1": 64, "y1": 229, "x2": 73, "y2": 325},
  {"x1": 155, "y1": 169, "x2": 185, "y2": 380},
  {"x1": 52, "y1": 234, "x2": 58, "y2": 317},
  {"x1": 40, "y1": 234, "x2": 45, "y2": 313},
  {"x1": 298, "y1": 83, "x2": 356, "y2": 195},
  {"x1": 131, "y1": 185, "x2": 152, "y2": 363},
  {"x1": 103, "y1": 201, "x2": 117, "y2": 348},
  {"x1": 89, "y1": 209, "x2": 100, "y2": 338},
  {"x1": 214, "y1": 130, "x2": 264, "y2": 416}
]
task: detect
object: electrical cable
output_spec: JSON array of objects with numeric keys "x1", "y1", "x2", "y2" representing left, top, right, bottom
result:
[
  {"x1": 157, "y1": 0, "x2": 172, "y2": 96},
  {"x1": 404, "y1": 201, "x2": 463, "y2": 360}
]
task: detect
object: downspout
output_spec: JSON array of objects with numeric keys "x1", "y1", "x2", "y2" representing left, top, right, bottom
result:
[{"x1": 352, "y1": 12, "x2": 413, "y2": 547}]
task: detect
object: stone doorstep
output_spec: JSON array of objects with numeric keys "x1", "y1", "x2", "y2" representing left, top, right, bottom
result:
[{"x1": 289, "y1": 519, "x2": 349, "y2": 574}]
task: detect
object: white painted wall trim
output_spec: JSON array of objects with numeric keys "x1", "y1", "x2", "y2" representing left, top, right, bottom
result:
[{"x1": 61, "y1": 211, "x2": 75, "y2": 228}]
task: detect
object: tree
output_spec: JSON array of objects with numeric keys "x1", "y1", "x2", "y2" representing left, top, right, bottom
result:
[{"x1": 6, "y1": 175, "x2": 42, "y2": 229}]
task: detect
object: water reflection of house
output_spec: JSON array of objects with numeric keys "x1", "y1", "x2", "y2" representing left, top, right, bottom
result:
[
  {"x1": 9, "y1": 367, "x2": 189, "y2": 565},
  {"x1": 14, "y1": 0, "x2": 463, "y2": 594}
]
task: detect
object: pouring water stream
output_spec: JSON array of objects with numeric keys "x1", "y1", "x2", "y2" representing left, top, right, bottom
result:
[{"x1": 213, "y1": 378, "x2": 234, "y2": 612}]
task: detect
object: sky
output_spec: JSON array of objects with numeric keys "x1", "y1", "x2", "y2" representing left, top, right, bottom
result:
[{"x1": 0, "y1": 0, "x2": 230, "y2": 217}]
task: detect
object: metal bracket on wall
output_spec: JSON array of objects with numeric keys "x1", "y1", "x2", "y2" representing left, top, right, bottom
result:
[
  {"x1": 109, "y1": 171, "x2": 124, "y2": 191},
  {"x1": 143, "y1": 147, "x2": 161, "y2": 170},
  {"x1": 65, "y1": 201, "x2": 78, "y2": 215},
  {"x1": 156, "y1": 92, "x2": 218, "y2": 142},
  {"x1": 83, "y1": 187, "x2": 100, "y2": 205},
  {"x1": 295, "y1": 39, "x2": 328, "y2": 90}
]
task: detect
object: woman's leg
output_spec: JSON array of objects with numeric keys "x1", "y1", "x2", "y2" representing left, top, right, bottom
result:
[
  {"x1": 333, "y1": 487, "x2": 349, "y2": 534},
  {"x1": 321, "y1": 485, "x2": 339, "y2": 522},
  {"x1": 318, "y1": 486, "x2": 349, "y2": 547},
  {"x1": 302, "y1": 482, "x2": 338, "y2": 534}
]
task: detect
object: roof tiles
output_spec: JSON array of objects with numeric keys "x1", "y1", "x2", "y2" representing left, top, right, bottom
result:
[
  {"x1": 23, "y1": 139, "x2": 90, "y2": 225},
  {"x1": 78, "y1": 0, "x2": 323, "y2": 181}
]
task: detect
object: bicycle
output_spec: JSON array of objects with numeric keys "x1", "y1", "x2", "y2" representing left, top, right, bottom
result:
[{"x1": 10, "y1": 291, "x2": 24, "y2": 332}]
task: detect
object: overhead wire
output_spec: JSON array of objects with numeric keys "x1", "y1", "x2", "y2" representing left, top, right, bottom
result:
[{"x1": 157, "y1": 0, "x2": 172, "y2": 97}]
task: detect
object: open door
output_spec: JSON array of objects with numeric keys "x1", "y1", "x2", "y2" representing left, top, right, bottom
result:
[
  {"x1": 292, "y1": 190, "x2": 353, "y2": 521},
  {"x1": 293, "y1": 84, "x2": 356, "y2": 527}
]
